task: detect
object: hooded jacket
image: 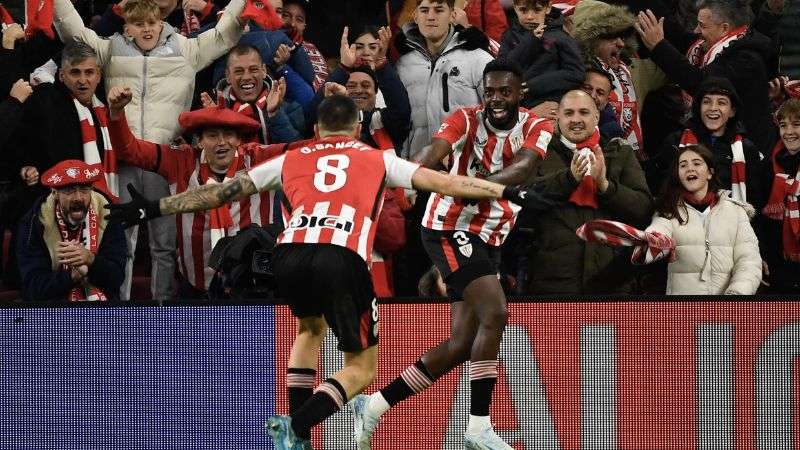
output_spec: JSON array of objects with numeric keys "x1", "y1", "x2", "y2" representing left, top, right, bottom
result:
[
  {"x1": 527, "y1": 134, "x2": 653, "y2": 294},
  {"x1": 17, "y1": 191, "x2": 127, "y2": 301},
  {"x1": 569, "y1": 0, "x2": 638, "y2": 65},
  {"x1": 394, "y1": 23, "x2": 494, "y2": 159},
  {"x1": 656, "y1": 77, "x2": 767, "y2": 210},
  {"x1": 53, "y1": 0, "x2": 245, "y2": 144},
  {"x1": 499, "y1": 10, "x2": 585, "y2": 107},
  {"x1": 646, "y1": 190, "x2": 762, "y2": 295},
  {"x1": 649, "y1": 24, "x2": 776, "y2": 153}
]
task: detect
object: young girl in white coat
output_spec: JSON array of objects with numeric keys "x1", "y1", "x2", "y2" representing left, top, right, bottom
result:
[{"x1": 647, "y1": 144, "x2": 762, "y2": 295}]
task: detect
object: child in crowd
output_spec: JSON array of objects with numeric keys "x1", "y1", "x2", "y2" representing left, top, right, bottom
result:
[
  {"x1": 52, "y1": 0, "x2": 246, "y2": 144},
  {"x1": 646, "y1": 144, "x2": 762, "y2": 295},
  {"x1": 499, "y1": 0, "x2": 584, "y2": 117}
]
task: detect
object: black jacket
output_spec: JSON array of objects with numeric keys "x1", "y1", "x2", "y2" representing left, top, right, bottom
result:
[
  {"x1": 498, "y1": 11, "x2": 585, "y2": 107},
  {"x1": 649, "y1": 30, "x2": 777, "y2": 154},
  {"x1": 17, "y1": 194, "x2": 127, "y2": 301}
]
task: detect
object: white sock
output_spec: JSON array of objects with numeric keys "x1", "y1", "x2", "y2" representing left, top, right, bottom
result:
[
  {"x1": 366, "y1": 392, "x2": 391, "y2": 417},
  {"x1": 466, "y1": 415, "x2": 492, "y2": 435}
]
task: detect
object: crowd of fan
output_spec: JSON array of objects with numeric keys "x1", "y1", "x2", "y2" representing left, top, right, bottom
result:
[{"x1": 1, "y1": 0, "x2": 799, "y2": 300}]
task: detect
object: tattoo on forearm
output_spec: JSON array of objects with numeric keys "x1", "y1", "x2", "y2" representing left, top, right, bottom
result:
[
  {"x1": 458, "y1": 179, "x2": 498, "y2": 196},
  {"x1": 160, "y1": 174, "x2": 258, "y2": 215}
]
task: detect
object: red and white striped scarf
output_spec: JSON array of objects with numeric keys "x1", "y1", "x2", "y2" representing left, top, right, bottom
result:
[
  {"x1": 599, "y1": 59, "x2": 644, "y2": 160},
  {"x1": 679, "y1": 129, "x2": 746, "y2": 202},
  {"x1": 181, "y1": 7, "x2": 201, "y2": 36},
  {"x1": 227, "y1": 87, "x2": 269, "y2": 143},
  {"x1": 576, "y1": 219, "x2": 676, "y2": 265},
  {"x1": 763, "y1": 142, "x2": 800, "y2": 261},
  {"x1": 683, "y1": 26, "x2": 748, "y2": 106},
  {"x1": 73, "y1": 96, "x2": 118, "y2": 199},
  {"x1": 687, "y1": 26, "x2": 748, "y2": 68},
  {"x1": 369, "y1": 111, "x2": 395, "y2": 152},
  {"x1": 198, "y1": 152, "x2": 241, "y2": 249},
  {"x1": 562, "y1": 129, "x2": 601, "y2": 209},
  {"x1": 55, "y1": 203, "x2": 107, "y2": 301}
]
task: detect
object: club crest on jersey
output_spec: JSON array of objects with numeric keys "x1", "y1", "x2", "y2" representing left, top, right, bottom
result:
[
  {"x1": 288, "y1": 213, "x2": 354, "y2": 233},
  {"x1": 458, "y1": 243, "x2": 473, "y2": 258}
]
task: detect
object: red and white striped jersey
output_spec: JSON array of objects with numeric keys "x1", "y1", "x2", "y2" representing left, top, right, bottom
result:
[
  {"x1": 248, "y1": 136, "x2": 420, "y2": 263},
  {"x1": 108, "y1": 114, "x2": 296, "y2": 290},
  {"x1": 422, "y1": 106, "x2": 553, "y2": 246}
]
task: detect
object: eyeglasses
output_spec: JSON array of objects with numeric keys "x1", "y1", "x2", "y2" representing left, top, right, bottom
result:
[{"x1": 57, "y1": 185, "x2": 93, "y2": 195}]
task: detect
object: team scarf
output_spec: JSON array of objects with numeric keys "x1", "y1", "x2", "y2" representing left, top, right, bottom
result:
[
  {"x1": 72, "y1": 96, "x2": 118, "y2": 199},
  {"x1": 198, "y1": 152, "x2": 241, "y2": 249},
  {"x1": 562, "y1": 128, "x2": 601, "y2": 209},
  {"x1": 576, "y1": 219, "x2": 676, "y2": 265},
  {"x1": 598, "y1": 59, "x2": 644, "y2": 161},
  {"x1": 683, "y1": 26, "x2": 748, "y2": 106},
  {"x1": 679, "y1": 129, "x2": 746, "y2": 202},
  {"x1": 0, "y1": 0, "x2": 53, "y2": 38},
  {"x1": 763, "y1": 141, "x2": 800, "y2": 261},
  {"x1": 55, "y1": 203, "x2": 107, "y2": 301},
  {"x1": 181, "y1": 6, "x2": 200, "y2": 36},
  {"x1": 224, "y1": 86, "x2": 269, "y2": 144},
  {"x1": 368, "y1": 111, "x2": 395, "y2": 152}
]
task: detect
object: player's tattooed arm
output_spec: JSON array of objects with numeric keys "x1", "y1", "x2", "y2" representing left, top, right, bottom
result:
[{"x1": 159, "y1": 174, "x2": 259, "y2": 215}]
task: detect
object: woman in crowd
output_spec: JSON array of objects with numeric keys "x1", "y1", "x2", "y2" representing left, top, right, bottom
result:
[{"x1": 646, "y1": 144, "x2": 762, "y2": 295}]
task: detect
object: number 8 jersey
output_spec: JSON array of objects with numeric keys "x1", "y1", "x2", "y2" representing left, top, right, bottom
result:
[{"x1": 248, "y1": 136, "x2": 420, "y2": 264}]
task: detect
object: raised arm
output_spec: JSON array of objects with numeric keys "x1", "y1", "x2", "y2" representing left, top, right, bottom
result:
[
  {"x1": 189, "y1": 0, "x2": 246, "y2": 70},
  {"x1": 53, "y1": 0, "x2": 110, "y2": 64},
  {"x1": 159, "y1": 173, "x2": 259, "y2": 215}
]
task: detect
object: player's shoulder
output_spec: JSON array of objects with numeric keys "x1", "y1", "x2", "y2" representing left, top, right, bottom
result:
[{"x1": 518, "y1": 108, "x2": 554, "y2": 131}]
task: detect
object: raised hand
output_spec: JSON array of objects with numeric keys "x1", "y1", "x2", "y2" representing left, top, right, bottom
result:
[
  {"x1": 183, "y1": 0, "x2": 207, "y2": 13},
  {"x1": 107, "y1": 86, "x2": 133, "y2": 118},
  {"x1": 340, "y1": 26, "x2": 358, "y2": 68},
  {"x1": 19, "y1": 166, "x2": 39, "y2": 186},
  {"x1": 266, "y1": 77, "x2": 287, "y2": 116},
  {"x1": 9, "y1": 79, "x2": 33, "y2": 103},
  {"x1": 104, "y1": 183, "x2": 162, "y2": 228},
  {"x1": 634, "y1": 9, "x2": 665, "y2": 50},
  {"x1": 273, "y1": 43, "x2": 294, "y2": 69},
  {"x1": 2, "y1": 24, "x2": 25, "y2": 50},
  {"x1": 588, "y1": 145, "x2": 609, "y2": 192},
  {"x1": 324, "y1": 81, "x2": 347, "y2": 97},
  {"x1": 200, "y1": 91, "x2": 216, "y2": 108}
]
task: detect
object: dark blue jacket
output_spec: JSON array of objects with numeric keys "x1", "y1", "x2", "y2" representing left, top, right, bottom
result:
[{"x1": 18, "y1": 194, "x2": 127, "y2": 301}]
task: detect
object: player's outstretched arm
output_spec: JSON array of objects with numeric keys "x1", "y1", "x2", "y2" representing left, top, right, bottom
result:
[{"x1": 105, "y1": 174, "x2": 258, "y2": 227}]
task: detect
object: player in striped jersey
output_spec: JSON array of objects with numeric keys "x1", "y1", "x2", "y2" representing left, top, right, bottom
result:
[
  {"x1": 106, "y1": 94, "x2": 543, "y2": 449},
  {"x1": 352, "y1": 58, "x2": 554, "y2": 450}
]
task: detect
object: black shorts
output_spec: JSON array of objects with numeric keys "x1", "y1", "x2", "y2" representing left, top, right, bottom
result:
[
  {"x1": 421, "y1": 228, "x2": 501, "y2": 300},
  {"x1": 272, "y1": 243, "x2": 378, "y2": 353}
]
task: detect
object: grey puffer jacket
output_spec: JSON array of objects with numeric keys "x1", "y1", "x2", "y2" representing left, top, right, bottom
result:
[{"x1": 395, "y1": 23, "x2": 494, "y2": 160}]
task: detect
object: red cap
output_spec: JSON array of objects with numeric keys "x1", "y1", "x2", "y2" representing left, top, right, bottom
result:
[
  {"x1": 178, "y1": 105, "x2": 262, "y2": 135},
  {"x1": 41, "y1": 160, "x2": 104, "y2": 188}
]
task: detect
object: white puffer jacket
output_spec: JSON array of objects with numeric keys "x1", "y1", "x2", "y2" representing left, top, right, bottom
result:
[
  {"x1": 646, "y1": 190, "x2": 762, "y2": 295},
  {"x1": 53, "y1": 0, "x2": 244, "y2": 144},
  {"x1": 395, "y1": 24, "x2": 494, "y2": 160}
]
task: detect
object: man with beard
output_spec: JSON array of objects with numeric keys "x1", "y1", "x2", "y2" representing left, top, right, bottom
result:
[
  {"x1": 527, "y1": 90, "x2": 653, "y2": 294},
  {"x1": 18, "y1": 160, "x2": 126, "y2": 301},
  {"x1": 106, "y1": 86, "x2": 295, "y2": 298},
  {"x1": 351, "y1": 59, "x2": 553, "y2": 450},
  {"x1": 104, "y1": 94, "x2": 545, "y2": 449}
]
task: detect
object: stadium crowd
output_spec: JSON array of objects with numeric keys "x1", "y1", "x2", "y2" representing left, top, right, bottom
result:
[{"x1": 1, "y1": 0, "x2": 799, "y2": 301}]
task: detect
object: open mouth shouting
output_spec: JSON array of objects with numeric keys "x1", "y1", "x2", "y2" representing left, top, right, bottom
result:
[{"x1": 238, "y1": 81, "x2": 258, "y2": 98}]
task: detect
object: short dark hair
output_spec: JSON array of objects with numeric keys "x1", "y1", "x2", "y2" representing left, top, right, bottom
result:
[
  {"x1": 483, "y1": 58, "x2": 523, "y2": 81},
  {"x1": 696, "y1": 0, "x2": 753, "y2": 28},
  {"x1": 317, "y1": 95, "x2": 359, "y2": 132},
  {"x1": 416, "y1": 0, "x2": 455, "y2": 8},
  {"x1": 225, "y1": 44, "x2": 263, "y2": 68},
  {"x1": 349, "y1": 65, "x2": 379, "y2": 90},
  {"x1": 352, "y1": 24, "x2": 381, "y2": 43},
  {"x1": 283, "y1": 0, "x2": 308, "y2": 14},
  {"x1": 585, "y1": 65, "x2": 615, "y2": 90}
]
